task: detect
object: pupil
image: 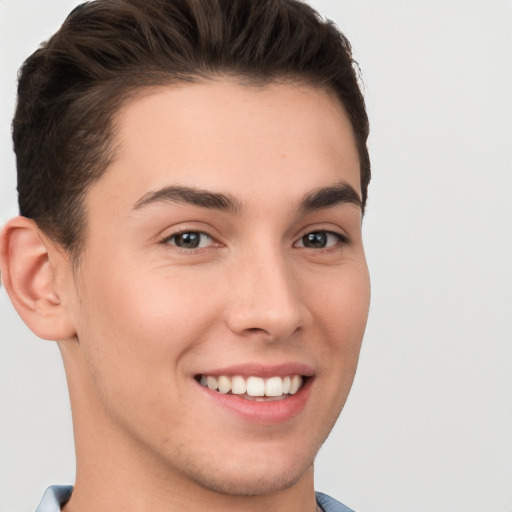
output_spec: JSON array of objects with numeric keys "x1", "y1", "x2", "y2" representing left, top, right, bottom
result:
[
  {"x1": 303, "y1": 232, "x2": 327, "y2": 248},
  {"x1": 176, "y1": 232, "x2": 200, "y2": 248}
]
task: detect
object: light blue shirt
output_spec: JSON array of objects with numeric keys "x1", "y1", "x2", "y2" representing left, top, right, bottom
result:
[{"x1": 35, "y1": 486, "x2": 356, "y2": 512}]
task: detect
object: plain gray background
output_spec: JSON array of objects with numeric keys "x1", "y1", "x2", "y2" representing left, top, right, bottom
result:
[{"x1": 1, "y1": 1, "x2": 511, "y2": 511}]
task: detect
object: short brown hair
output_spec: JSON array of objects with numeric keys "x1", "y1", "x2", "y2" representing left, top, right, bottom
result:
[{"x1": 13, "y1": 0, "x2": 370, "y2": 257}]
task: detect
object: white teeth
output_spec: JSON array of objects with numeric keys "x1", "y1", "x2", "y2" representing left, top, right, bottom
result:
[
  {"x1": 198, "y1": 374, "x2": 305, "y2": 398},
  {"x1": 206, "y1": 376, "x2": 218, "y2": 391},
  {"x1": 265, "y1": 376, "x2": 283, "y2": 397},
  {"x1": 246, "y1": 376, "x2": 265, "y2": 397},
  {"x1": 231, "y1": 375, "x2": 247, "y2": 395},
  {"x1": 217, "y1": 375, "x2": 231, "y2": 394},
  {"x1": 289, "y1": 375, "x2": 302, "y2": 395},
  {"x1": 282, "y1": 376, "x2": 291, "y2": 394}
]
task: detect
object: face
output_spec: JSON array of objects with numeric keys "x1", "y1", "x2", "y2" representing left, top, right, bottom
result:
[{"x1": 63, "y1": 79, "x2": 370, "y2": 497}]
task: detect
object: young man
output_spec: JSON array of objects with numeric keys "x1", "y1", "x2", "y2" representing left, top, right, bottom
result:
[{"x1": 0, "y1": 1, "x2": 371, "y2": 511}]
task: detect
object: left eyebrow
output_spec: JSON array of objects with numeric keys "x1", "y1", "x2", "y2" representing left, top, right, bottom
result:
[{"x1": 298, "y1": 181, "x2": 363, "y2": 213}]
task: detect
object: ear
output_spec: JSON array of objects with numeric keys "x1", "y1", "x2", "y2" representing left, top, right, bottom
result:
[{"x1": 0, "y1": 216, "x2": 77, "y2": 341}]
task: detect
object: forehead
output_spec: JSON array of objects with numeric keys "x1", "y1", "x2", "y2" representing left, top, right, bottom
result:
[{"x1": 86, "y1": 79, "x2": 361, "y2": 216}]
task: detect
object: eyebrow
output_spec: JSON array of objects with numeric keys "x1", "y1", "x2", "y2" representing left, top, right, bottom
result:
[
  {"x1": 298, "y1": 181, "x2": 363, "y2": 213},
  {"x1": 132, "y1": 181, "x2": 362, "y2": 215},
  {"x1": 132, "y1": 185, "x2": 243, "y2": 214}
]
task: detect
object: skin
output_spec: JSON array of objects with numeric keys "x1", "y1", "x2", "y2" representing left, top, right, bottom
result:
[{"x1": 2, "y1": 79, "x2": 370, "y2": 512}]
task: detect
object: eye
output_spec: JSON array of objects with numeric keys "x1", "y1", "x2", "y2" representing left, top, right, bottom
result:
[
  {"x1": 163, "y1": 231, "x2": 214, "y2": 249},
  {"x1": 294, "y1": 230, "x2": 346, "y2": 249}
]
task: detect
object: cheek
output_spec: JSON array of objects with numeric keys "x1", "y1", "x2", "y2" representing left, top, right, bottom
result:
[
  {"x1": 71, "y1": 266, "x2": 227, "y2": 435},
  {"x1": 74, "y1": 265, "x2": 222, "y2": 388},
  {"x1": 314, "y1": 263, "x2": 370, "y2": 339},
  {"x1": 309, "y1": 263, "x2": 370, "y2": 381},
  {"x1": 302, "y1": 265, "x2": 370, "y2": 441}
]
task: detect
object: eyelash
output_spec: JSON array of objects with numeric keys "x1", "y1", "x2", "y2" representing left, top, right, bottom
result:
[
  {"x1": 160, "y1": 230, "x2": 215, "y2": 250},
  {"x1": 160, "y1": 229, "x2": 349, "y2": 252},
  {"x1": 293, "y1": 230, "x2": 349, "y2": 250}
]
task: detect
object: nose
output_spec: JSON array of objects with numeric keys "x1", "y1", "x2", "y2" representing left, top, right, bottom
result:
[{"x1": 225, "y1": 247, "x2": 311, "y2": 342}]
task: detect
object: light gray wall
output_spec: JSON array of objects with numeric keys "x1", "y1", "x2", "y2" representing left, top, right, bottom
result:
[{"x1": 1, "y1": 1, "x2": 511, "y2": 511}]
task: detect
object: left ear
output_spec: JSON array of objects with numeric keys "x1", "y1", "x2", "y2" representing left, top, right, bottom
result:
[{"x1": 0, "y1": 216, "x2": 77, "y2": 341}]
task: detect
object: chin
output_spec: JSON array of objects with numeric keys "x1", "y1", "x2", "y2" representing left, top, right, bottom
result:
[
  {"x1": 171, "y1": 442, "x2": 317, "y2": 497},
  {"x1": 192, "y1": 460, "x2": 314, "y2": 497}
]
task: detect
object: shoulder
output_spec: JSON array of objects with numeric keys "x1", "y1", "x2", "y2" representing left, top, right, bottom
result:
[
  {"x1": 35, "y1": 486, "x2": 73, "y2": 512},
  {"x1": 316, "y1": 491, "x2": 357, "y2": 512}
]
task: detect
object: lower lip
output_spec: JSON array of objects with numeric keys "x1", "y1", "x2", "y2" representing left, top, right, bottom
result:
[{"x1": 197, "y1": 378, "x2": 313, "y2": 425}]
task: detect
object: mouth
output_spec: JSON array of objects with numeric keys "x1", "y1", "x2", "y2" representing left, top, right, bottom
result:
[{"x1": 195, "y1": 374, "x2": 306, "y2": 401}]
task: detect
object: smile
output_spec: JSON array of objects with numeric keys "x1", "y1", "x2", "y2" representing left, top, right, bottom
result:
[{"x1": 198, "y1": 374, "x2": 304, "y2": 400}]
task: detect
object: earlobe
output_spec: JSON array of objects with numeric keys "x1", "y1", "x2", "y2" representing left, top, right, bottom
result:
[{"x1": 0, "y1": 216, "x2": 77, "y2": 341}]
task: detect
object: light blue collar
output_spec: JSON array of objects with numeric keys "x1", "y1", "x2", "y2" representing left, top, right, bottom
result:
[{"x1": 35, "y1": 486, "x2": 72, "y2": 512}]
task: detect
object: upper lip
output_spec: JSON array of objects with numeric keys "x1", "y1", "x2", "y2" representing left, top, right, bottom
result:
[{"x1": 195, "y1": 362, "x2": 315, "y2": 378}]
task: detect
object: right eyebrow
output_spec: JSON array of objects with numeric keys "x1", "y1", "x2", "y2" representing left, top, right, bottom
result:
[{"x1": 132, "y1": 185, "x2": 244, "y2": 215}]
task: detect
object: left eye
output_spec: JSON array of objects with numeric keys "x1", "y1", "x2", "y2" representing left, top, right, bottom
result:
[
  {"x1": 294, "y1": 231, "x2": 344, "y2": 249},
  {"x1": 163, "y1": 231, "x2": 213, "y2": 249}
]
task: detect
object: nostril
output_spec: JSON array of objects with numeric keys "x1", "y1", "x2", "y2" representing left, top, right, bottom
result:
[{"x1": 246, "y1": 327, "x2": 269, "y2": 334}]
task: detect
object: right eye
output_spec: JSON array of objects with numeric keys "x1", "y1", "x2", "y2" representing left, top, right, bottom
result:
[{"x1": 162, "y1": 231, "x2": 214, "y2": 250}]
